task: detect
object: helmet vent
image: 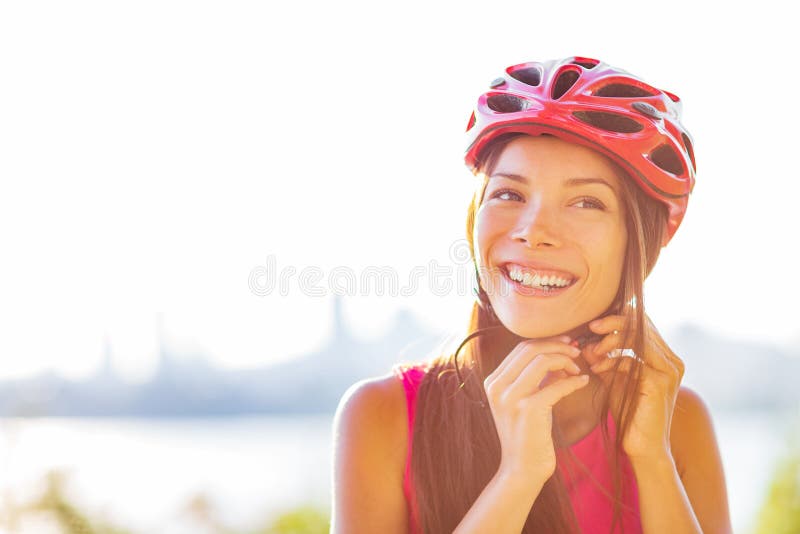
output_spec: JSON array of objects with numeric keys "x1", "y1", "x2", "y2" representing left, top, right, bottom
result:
[
  {"x1": 681, "y1": 133, "x2": 696, "y2": 171},
  {"x1": 571, "y1": 58, "x2": 599, "y2": 69},
  {"x1": 552, "y1": 69, "x2": 580, "y2": 100},
  {"x1": 572, "y1": 110, "x2": 643, "y2": 133},
  {"x1": 595, "y1": 83, "x2": 657, "y2": 98},
  {"x1": 508, "y1": 67, "x2": 542, "y2": 87},
  {"x1": 486, "y1": 94, "x2": 528, "y2": 113},
  {"x1": 650, "y1": 144, "x2": 684, "y2": 175}
]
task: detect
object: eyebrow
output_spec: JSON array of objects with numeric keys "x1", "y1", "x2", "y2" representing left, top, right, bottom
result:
[{"x1": 489, "y1": 172, "x2": 617, "y2": 194}]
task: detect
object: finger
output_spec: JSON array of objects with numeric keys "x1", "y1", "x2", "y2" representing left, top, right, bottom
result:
[
  {"x1": 592, "y1": 352, "x2": 654, "y2": 380},
  {"x1": 486, "y1": 334, "x2": 570, "y2": 383},
  {"x1": 643, "y1": 316, "x2": 685, "y2": 375},
  {"x1": 490, "y1": 339, "x2": 580, "y2": 392},
  {"x1": 643, "y1": 346, "x2": 679, "y2": 376},
  {"x1": 590, "y1": 351, "x2": 635, "y2": 375},
  {"x1": 524, "y1": 374, "x2": 591, "y2": 409},
  {"x1": 589, "y1": 315, "x2": 626, "y2": 334},
  {"x1": 590, "y1": 330, "x2": 625, "y2": 358},
  {"x1": 668, "y1": 353, "x2": 685, "y2": 377},
  {"x1": 580, "y1": 341, "x2": 606, "y2": 367},
  {"x1": 502, "y1": 354, "x2": 582, "y2": 404}
]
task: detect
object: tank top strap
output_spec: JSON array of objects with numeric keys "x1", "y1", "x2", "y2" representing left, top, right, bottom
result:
[{"x1": 391, "y1": 362, "x2": 429, "y2": 534}]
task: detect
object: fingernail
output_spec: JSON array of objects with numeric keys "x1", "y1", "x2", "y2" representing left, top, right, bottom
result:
[{"x1": 560, "y1": 335, "x2": 571, "y2": 342}]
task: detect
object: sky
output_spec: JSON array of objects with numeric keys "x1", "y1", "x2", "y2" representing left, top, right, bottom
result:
[{"x1": 1, "y1": 0, "x2": 798, "y2": 382}]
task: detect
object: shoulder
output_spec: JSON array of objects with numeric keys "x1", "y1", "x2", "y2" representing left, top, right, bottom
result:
[
  {"x1": 334, "y1": 371, "x2": 409, "y2": 434},
  {"x1": 670, "y1": 386, "x2": 716, "y2": 478},
  {"x1": 668, "y1": 385, "x2": 733, "y2": 532},
  {"x1": 330, "y1": 372, "x2": 411, "y2": 533},
  {"x1": 331, "y1": 374, "x2": 418, "y2": 534},
  {"x1": 333, "y1": 371, "x2": 410, "y2": 472},
  {"x1": 674, "y1": 384, "x2": 711, "y2": 420},
  {"x1": 338, "y1": 371, "x2": 409, "y2": 419}
]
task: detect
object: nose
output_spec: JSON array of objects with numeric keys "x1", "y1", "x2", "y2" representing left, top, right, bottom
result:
[{"x1": 510, "y1": 199, "x2": 561, "y2": 248}]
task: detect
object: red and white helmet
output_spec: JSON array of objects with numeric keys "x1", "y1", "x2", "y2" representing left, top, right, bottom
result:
[{"x1": 464, "y1": 56, "x2": 696, "y2": 247}]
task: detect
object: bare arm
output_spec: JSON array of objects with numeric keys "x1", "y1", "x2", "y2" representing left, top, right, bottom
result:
[
  {"x1": 631, "y1": 386, "x2": 732, "y2": 534},
  {"x1": 331, "y1": 374, "x2": 550, "y2": 534},
  {"x1": 631, "y1": 454, "x2": 703, "y2": 533},
  {"x1": 453, "y1": 469, "x2": 547, "y2": 534},
  {"x1": 331, "y1": 376, "x2": 408, "y2": 534}
]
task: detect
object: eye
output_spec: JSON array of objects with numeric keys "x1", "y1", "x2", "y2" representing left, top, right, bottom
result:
[
  {"x1": 489, "y1": 188, "x2": 523, "y2": 202},
  {"x1": 573, "y1": 196, "x2": 606, "y2": 210}
]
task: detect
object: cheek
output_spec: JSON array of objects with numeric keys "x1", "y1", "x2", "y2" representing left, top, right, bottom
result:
[
  {"x1": 600, "y1": 228, "x2": 628, "y2": 280},
  {"x1": 571, "y1": 215, "x2": 618, "y2": 240},
  {"x1": 472, "y1": 210, "x2": 500, "y2": 265},
  {"x1": 589, "y1": 212, "x2": 626, "y2": 246},
  {"x1": 582, "y1": 220, "x2": 627, "y2": 278}
]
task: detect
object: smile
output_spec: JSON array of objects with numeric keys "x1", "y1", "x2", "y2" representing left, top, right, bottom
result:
[{"x1": 500, "y1": 263, "x2": 578, "y2": 297}]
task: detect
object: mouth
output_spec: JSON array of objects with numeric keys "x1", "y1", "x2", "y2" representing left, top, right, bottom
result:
[{"x1": 499, "y1": 262, "x2": 578, "y2": 297}]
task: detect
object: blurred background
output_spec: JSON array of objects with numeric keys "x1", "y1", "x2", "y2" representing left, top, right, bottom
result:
[{"x1": 1, "y1": 0, "x2": 799, "y2": 532}]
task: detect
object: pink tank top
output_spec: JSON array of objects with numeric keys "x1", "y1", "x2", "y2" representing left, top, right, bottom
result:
[{"x1": 392, "y1": 362, "x2": 643, "y2": 534}]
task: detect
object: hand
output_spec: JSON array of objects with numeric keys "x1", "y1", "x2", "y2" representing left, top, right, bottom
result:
[
  {"x1": 484, "y1": 335, "x2": 591, "y2": 483},
  {"x1": 581, "y1": 312, "x2": 685, "y2": 462}
]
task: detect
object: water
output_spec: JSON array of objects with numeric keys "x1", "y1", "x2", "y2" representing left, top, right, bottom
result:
[
  {"x1": 0, "y1": 415, "x2": 333, "y2": 532},
  {"x1": 0, "y1": 409, "x2": 795, "y2": 533}
]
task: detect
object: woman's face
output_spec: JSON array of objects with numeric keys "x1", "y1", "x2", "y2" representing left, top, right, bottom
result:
[{"x1": 473, "y1": 135, "x2": 628, "y2": 339}]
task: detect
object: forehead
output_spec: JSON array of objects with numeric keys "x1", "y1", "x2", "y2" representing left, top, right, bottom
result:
[{"x1": 488, "y1": 135, "x2": 624, "y2": 192}]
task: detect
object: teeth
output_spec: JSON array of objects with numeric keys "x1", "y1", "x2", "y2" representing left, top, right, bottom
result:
[{"x1": 507, "y1": 265, "x2": 572, "y2": 288}]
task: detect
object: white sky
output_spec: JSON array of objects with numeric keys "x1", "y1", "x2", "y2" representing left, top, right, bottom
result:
[{"x1": 1, "y1": 0, "x2": 797, "y2": 381}]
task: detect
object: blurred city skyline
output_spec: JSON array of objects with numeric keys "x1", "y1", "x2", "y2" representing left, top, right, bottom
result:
[{"x1": 2, "y1": 293, "x2": 798, "y2": 417}]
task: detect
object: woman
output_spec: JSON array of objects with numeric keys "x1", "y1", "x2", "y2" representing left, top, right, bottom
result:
[{"x1": 332, "y1": 56, "x2": 732, "y2": 534}]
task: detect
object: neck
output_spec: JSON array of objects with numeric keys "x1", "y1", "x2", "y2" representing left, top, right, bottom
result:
[
  {"x1": 552, "y1": 318, "x2": 617, "y2": 443},
  {"x1": 553, "y1": 368, "x2": 607, "y2": 444}
]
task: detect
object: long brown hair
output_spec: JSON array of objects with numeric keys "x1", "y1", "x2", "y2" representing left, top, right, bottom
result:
[{"x1": 409, "y1": 132, "x2": 669, "y2": 533}]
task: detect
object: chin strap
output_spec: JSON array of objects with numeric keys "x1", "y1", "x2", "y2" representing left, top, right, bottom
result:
[{"x1": 573, "y1": 332, "x2": 603, "y2": 350}]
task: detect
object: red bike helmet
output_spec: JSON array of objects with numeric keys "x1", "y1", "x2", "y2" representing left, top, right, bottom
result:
[{"x1": 464, "y1": 56, "x2": 696, "y2": 247}]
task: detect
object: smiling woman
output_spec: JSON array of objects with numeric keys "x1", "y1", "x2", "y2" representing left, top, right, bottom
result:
[
  {"x1": 331, "y1": 56, "x2": 732, "y2": 534},
  {"x1": 474, "y1": 135, "x2": 629, "y2": 336}
]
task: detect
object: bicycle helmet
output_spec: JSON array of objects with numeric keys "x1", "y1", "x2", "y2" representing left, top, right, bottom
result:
[{"x1": 464, "y1": 56, "x2": 696, "y2": 248}]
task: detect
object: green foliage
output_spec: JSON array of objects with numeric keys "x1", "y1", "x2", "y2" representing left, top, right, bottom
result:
[
  {"x1": 1, "y1": 468, "x2": 331, "y2": 534},
  {"x1": 259, "y1": 506, "x2": 331, "y2": 534},
  {"x1": 11, "y1": 470, "x2": 133, "y2": 534},
  {"x1": 753, "y1": 414, "x2": 800, "y2": 534}
]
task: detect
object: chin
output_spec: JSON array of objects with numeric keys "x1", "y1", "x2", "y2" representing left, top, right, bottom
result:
[
  {"x1": 486, "y1": 280, "x2": 619, "y2": 340},
  {"x1": 492, "y1": 305, "x2": 601, "y2": 341},
  {"x1": 497, "y1": 316, "x2": 577, "y2": 339}
]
